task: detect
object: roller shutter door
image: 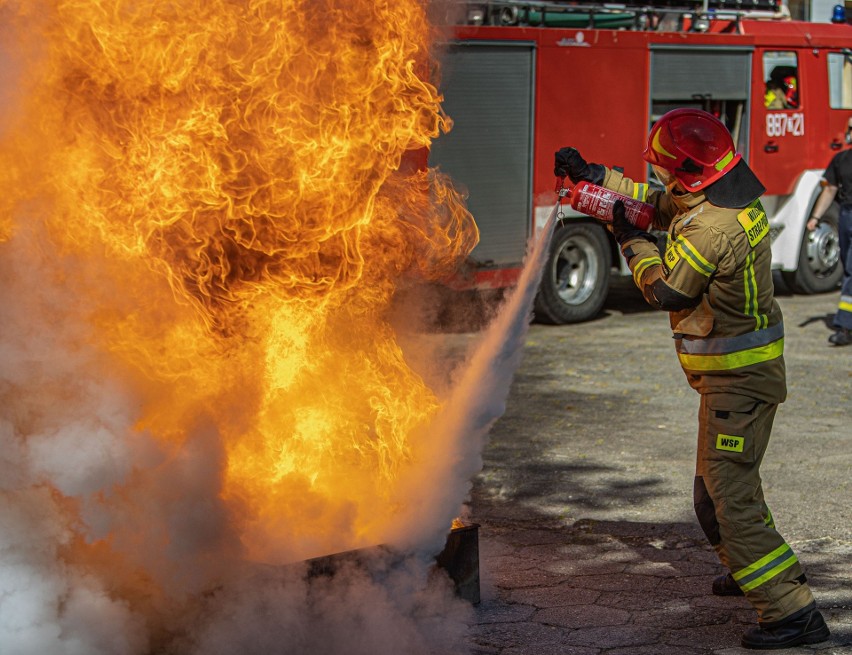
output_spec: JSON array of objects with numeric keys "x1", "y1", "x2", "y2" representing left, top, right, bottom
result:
[
  {"x1": 428, "y1": 43, "x2": 535, "y2": 266},
  {"x1": 651, "y1": 47, "x2": 751, "y2": 101}
]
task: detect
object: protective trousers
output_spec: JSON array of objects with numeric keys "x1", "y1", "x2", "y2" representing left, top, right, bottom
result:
[
  {"x1": 693, "y1": 393, "x2": 814, "y2": 623},
  {"x1": 835, "y1": 205, "x2": 852, "y2": 330}
]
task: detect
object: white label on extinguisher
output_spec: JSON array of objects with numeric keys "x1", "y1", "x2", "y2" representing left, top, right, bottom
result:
[
  {"x1": 573, "y1": 186, "x2": 615, "y2": 221},
  {"x1": 572, "y1": 184, "x2": 654, "y2": 230}
]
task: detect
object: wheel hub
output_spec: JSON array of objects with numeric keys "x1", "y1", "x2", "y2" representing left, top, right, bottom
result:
[
  {"x1": 551, "y1": 234, "x2": 598, "y2": 305},
  {"x1": 806, "y1": 222, "x2": 840, "y2": 277}
]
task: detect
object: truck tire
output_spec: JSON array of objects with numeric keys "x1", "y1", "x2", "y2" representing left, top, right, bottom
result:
[
  {"x1": 534, "y1": 221, "x2": 611, "y2": 324},
  {"x1": 781, "y1": 207, "x2": 842, "y2": 294}
]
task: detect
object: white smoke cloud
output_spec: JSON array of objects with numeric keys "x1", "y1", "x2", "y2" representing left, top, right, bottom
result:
[
  {"x1": 178, "y1": 555, "x2": 471, "y2": 655},
  {"x1": 0, "y1": 487, "x2": 148, "y2": 655},
  {"x1": 0, "y1": 217, "x2": 148, "y2": 655}
]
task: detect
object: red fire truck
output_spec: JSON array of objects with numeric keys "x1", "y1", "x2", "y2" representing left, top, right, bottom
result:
[{"x1": 429, "y1": 0, "x2": 852, "y2": 323}]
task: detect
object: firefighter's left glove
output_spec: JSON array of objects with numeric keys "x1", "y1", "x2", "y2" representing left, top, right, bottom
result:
[
  {"x1": 611, "y1": 200, "x2": 655, "y2": 246},
  {"x1": 554, "y1": 147, "x2": 605, "y2": 185}
]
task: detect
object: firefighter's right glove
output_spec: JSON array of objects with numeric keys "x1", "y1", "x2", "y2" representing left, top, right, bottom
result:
[
  {"x1": 554, "y1": 147, "x2": 605, "y2": 186},
  {"x1": 611, "y1": 200, "x2": 656, "y2": 246}
]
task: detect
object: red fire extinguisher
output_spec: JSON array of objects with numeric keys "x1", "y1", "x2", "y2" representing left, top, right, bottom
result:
[{"x1": 556, "y1": 178, "x2": 654, "y2": 231}]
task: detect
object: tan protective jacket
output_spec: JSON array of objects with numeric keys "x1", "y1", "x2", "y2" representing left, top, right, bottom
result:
[{"x1": 603, "y1": 168, "x2": 786, "y2": 404}]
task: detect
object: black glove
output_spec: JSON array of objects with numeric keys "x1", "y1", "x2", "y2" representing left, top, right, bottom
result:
[
  {"x1": 611, "y1": 200, "x2": 655, "y2": 245},
  {"x1": 553, "y1": 147, "x2": 605, "y2": 185}
]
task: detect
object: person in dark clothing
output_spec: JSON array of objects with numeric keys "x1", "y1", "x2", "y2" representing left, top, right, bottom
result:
[{"x1": 807, "y1": 116, "x2": 852, "y2": 346}]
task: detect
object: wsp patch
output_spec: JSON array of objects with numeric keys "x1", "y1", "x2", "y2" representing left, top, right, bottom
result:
[{"x1": 716, "y1": 434, "x2": 744, "y2": 453}]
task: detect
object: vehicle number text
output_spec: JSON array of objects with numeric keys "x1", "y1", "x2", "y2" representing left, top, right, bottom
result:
[{"x1": 766, "y1": 113, "x2": 804, "y2": 137}]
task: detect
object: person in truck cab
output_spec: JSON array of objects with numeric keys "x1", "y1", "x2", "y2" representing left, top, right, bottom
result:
[
  {"x1": 805, "y1": 115, "x2": 852, "y2": 347},
  {"x1": 554, "y1": 108, "x2": 830, "y2": 650},
  {"x1": 764, "y1": 66, "x2": 798, "y2": 109}
]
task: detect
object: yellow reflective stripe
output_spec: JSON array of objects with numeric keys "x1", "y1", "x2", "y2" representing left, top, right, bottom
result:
[
  {"x1": 675, "y1": 235, "x2": 716, "y2": 277},
  {"x1": 740, "y1": 557, "x2": 798, "y2": 592},
  {"x1": 743, "y1": 252, "x2": 768, "y2": 330},
  {"x1": 632, "y1": 183, "x2": 649, "y2": 202},
  {"x1": 715, "y1": 150, "x2": 735, "y2": 172},
  {"x1": 678, "y1": 321, "x2": 783, "y2": 355},
  {"x1": 734, "y1": 544, "x2": 798, "y2": 592},
  {"x1": 678, "y1": 338, "x2": 784, "y2": 371},
  {"x1": 633, "y1": 255, "x2": 661, "y2": 286},
  {"x1": 733, "y1": 544, "x2": 790, "y2": 581},
  {"x1": 839, "y1": 295, "x2": 852, "y2": 313},
  {"x1": 764, "y1": 507, "x2": 775, "y2": 529},
  {"x1": 744, "y1": 251, "x2": 756, "y2": 320}
]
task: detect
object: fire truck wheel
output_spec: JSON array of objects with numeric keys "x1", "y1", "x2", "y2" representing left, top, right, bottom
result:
[
  {"x1": 781, "y1": 208, "x2": 843, "y2": 295},
  {"x1": 534, "y1": 221, "x2": 611, "y2": 324}
]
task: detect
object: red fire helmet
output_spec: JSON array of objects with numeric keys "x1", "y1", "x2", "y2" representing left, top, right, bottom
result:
[
  {"x1": 783, "y1": 75, "x2": 798, "y2": 105},
  {"x1": 642, "y1": 108, "x2": 741, "y2": 192}
]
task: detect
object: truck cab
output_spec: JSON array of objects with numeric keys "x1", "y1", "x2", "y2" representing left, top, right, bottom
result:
[{"x1": 428, "y1": 1, "x2": 850, "y2": 323}]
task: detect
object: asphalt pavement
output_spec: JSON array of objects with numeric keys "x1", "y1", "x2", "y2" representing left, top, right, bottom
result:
[{"x1": 463, "y1": 275, "x2": 852, "y2": 654}]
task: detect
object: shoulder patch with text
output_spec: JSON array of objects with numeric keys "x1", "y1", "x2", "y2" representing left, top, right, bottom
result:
[{"x1": 737, "y1": 200, "x2": 769, "y2": 248}]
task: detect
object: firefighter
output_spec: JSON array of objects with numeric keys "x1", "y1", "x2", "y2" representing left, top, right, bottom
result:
[
  {"x1": 554, "y1": 109, "x2": 831, "y2": 650},
  {"x1": 805, "y1": 115, "x2": 852, "y2": 347},
  {"x1": 764, "y1": 80, "x2": 790, "y2": 109},
  {"x1": 764, "y1": 66, "x2": 798, "y2": 109}
]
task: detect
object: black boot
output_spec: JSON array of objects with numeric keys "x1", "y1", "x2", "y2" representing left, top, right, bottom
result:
[
  {"x1": 828, "y1": 328, "x2": 851, "y2": 346},
  {"x1": 712, "y1": 572, "x2": 744, "y2": 596},
  {"x1": 741, "y1": 602, "x2": 831, "y2": 650}
]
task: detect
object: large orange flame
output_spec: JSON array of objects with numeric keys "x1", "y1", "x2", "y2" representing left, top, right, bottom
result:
[{"x1": 0, "y1": 0, "x2": 477, "y2": 563}]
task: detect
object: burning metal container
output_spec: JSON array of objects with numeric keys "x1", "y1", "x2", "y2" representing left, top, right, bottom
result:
[
  {"x1": 304, "y1": 523, "x2": 480, "y2": 605},
  {"x1": 435, "y1": 522, "x2": 480, "y2": 604}
]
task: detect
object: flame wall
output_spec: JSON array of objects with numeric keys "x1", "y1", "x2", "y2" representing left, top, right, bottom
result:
[{"x1": 0, "y1": 0, "x2": 478, "y2": 573}]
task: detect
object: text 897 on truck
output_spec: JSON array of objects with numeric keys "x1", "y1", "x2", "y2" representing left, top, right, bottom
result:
[{"x1": 428, "y1": 0, "x2": 850, "y2": 323}]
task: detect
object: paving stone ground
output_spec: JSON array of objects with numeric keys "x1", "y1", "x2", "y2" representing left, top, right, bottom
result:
[{"x1": 462, "y1": 276, "x2": 852, "y2": 654}]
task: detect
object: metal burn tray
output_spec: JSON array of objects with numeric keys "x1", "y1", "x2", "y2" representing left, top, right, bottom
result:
[{"x1": 303, "y1": 523, "x2": 481, "y2": 604}]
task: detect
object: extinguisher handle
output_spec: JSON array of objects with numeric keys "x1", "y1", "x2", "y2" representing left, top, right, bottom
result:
[{"x1": 555, "y1": 177, "x2": 570, "y2": 197}]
